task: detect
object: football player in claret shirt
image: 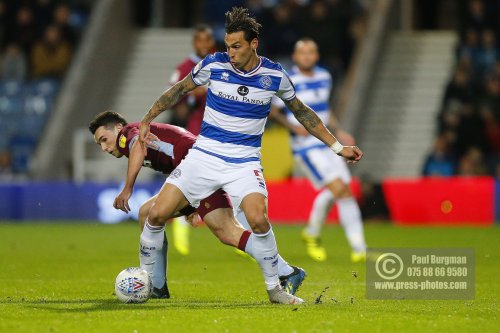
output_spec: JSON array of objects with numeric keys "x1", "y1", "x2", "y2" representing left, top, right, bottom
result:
[
  {"x1": 138, "y1": 7, "x2": 363, "y2": 304},
  {"x1": 168, "y1": 24, "x2": 215, "y2": 136},
  {"x1": 89, "y1": 111, "x2": 306, "y2": 299},
  {"x1": 166, "y1": 24, "x2": 216, "y2": 256}
]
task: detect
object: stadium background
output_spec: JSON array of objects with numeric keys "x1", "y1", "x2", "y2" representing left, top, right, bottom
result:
[
  {"x1": 0, "y1": 0, "x2": 498, "y2": 225},
  {"x1": 0, "y1": 1, "x2": 499, "y2": 332}
]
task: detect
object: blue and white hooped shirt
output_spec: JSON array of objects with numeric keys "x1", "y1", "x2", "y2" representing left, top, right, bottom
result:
[
  {"x1": 272, "y1": 65, "x2": 332, "y2": 153},
  {"x1": 190, "y1": 52, "x2": 296, "y2": 163}
]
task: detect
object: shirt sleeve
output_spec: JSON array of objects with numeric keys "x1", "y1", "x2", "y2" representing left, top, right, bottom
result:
[
  {"x1": 276, "y1": 70, "x2": 296, "y2": 101},
  {"x1": 190, "y1": 58, "x2": 211, "y2": 86},
  {"x1": 271, "y1": 95, "x2": 285, "y2": 109}
]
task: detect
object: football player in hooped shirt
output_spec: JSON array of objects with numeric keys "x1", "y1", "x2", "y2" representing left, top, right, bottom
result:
[
  {"x1": 138, "y1": 7, "x2": 363, "y2": 304},
  {"x1": 271, "y1": 38, "x2": 367, "y2": 263},
  {"x1": 89, "y1": 111, "x2": 305, "y2": 299}
]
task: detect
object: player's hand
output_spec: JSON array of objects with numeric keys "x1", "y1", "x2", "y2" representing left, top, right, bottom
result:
[
  {"x1": 292, "y1": 125, "x2": 309, "y2": 136},
  {"x1": 113, "y1": 188, "x2": 132, "y2": 213},
  {"x1": 138, "y1": 122, "x2": 150, "y2": 156},
  {"x1": 339, "y1": 146, "x2": 363, "y2": 164},
  {"x1": 145, "y1": 132, "x2": 160, "y2": 149},
  {"x1": 186, "y1": 212, "x2": 203, "y2": 227}
]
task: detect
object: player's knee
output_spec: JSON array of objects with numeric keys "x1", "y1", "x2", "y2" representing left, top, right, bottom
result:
[
  {"x1": 147, "y1": 205, "x2": 168, "y2": 226},
  {"x1": 139, "y1": 203, "x2": 150, "y2": 221},
  {"x1": 246, "y1": 210, "x2": 270, "y2": 234}
]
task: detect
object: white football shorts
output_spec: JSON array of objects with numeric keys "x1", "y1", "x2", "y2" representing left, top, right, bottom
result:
[
  {"x1": 294, "y1": 146, "x2": 351, "y2": 189},
  {"x1": 165, "y1": 148, "x2": 268, "y2": 209}
]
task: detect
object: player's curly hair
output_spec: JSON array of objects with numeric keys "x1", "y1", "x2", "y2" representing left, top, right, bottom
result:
[
  {"x1": 89, "y1": 111, "x2": 127, "y2": 134},
  {"x1": 225, "y1": 7, "x2": 261, "y2": 42}
]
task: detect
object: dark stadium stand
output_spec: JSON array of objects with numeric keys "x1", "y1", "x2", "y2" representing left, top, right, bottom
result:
[{"x1": 0, "y1": 1, "x2": 89, "y2": 176}]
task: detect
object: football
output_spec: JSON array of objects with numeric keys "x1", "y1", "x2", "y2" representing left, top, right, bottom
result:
[{"x1": 114, "y1": 267, "x2": 152, "y2": 303}]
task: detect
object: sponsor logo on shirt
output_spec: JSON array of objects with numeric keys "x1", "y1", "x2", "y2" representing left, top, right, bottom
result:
[
  {"x1": 237, "y1": 86, "x2": 249, "y2": 96},
  {"x1": 217, "y1": 91, "x2": 265, "y2": 105},
  {"x1": 221, "y1": 72, "x2": 229, "y2": 81}
]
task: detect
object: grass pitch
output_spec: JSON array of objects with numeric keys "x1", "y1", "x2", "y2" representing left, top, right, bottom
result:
[{"x1": 0, "y1": 222, "x2": 498, "y2": 333}]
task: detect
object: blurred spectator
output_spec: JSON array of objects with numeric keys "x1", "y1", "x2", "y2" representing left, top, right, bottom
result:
[
  {"x1": 260, "y1": 3, "x2": 299, "y2": 59},
  {"x1": 53, "y1": 3, "x2": 77, "y2": 47},
  {"x1": 478, "y1": 29, "x2": 498, "y2": 77},
  {"x1": 6, "y1": 6, "x2": 37, "y2": 54},
  {"x1": 431, "y1": 0, "x2": 500, "y2": 177},
  {"x1": 1, "y1": 43, "x2": 27, "y2": 81},
  {"x1": 0, "y1": 149, "x2": 13, "y2": 180},
  {"x1": 454, "y1": 104, "x2": 488, "y2": 156},
  {"x1": 0, "y1": 1, "x2": 7, "y2": 46},
  {"x1": 457, "y1": 147, "x2": 488, "y2": 176},
  {"x1": 481, "y1": 106, "x2": 500, "y2": 154},
  {"x1": 439, "y1": 66, "x2": 473, "y2": 130},
  {"x1": 31, "y1": 25, "x2": 72, "y2": 79},
  {"x1": 299, "y1": 0, "x2": 337, "y2": 67},
  {"x1": 458, "y1": 28, "x2": 481, "y2": 75},
  {"x1": 461, "y1": 0, "x2": 495, "y2": 33},
  {"x1": 422, "y1": 133, "x2": 457, "y2": 176},
  {"x1": 480, "y1": 74, "x2": 500, "y2": 121}
]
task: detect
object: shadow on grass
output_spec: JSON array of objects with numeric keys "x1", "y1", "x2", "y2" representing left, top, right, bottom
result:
[{"x1": 3, "y1": 298, "x2": 272, "y2": 313}]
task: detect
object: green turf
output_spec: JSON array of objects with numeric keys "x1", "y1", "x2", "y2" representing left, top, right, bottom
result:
[{"x1": 0, "y1": 222, "x2": 498, "y2": 333}]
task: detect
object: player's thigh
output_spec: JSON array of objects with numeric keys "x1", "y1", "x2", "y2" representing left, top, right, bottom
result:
[{"x1": 149, "y1": 182, "x2": 190, "y2": 221}]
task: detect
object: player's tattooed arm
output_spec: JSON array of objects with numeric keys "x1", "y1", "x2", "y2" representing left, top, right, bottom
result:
[
  {"x1": 285, "y1": 97, "x2": 363, "y2": 163},
  {"x1": 284, "y1": 97, "x2": 337, "y2": 146},
  {"x1": 141, "y1": 74, "x2": 197, "y2": 124}
]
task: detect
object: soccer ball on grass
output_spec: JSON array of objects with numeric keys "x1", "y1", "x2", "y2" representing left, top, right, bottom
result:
[{"x1": 114, "y1": 267, "x2": 151, "y2": 303}]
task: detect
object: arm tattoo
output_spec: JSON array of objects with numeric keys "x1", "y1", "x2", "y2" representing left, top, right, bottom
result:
[
  {"x1": 284, "y1": 98, "x2": 321, "y2": 130},
  {"x1": 142, "y1": 75, "x2": 196, "y2": 123}
]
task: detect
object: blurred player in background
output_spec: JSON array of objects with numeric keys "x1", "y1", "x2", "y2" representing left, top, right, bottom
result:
[
  {"x1": 88, "y1": 111, "x2": 306, "y2": 298},
  {"x1": 166, "y1": 24, "x2": 216, "y2": 256},
  {"x1": 271, "y1": 38, "x2": 367, "y2": 263},
  {"x1": 138, "y1": 7, "x2": 362, "y2": 304}
]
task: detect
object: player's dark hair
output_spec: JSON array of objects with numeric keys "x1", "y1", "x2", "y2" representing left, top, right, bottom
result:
[
  {"x1": 225, "y1": 7, "x2": 261, "y2": 42},
  {"x1": 88, "y1": 111, "x2": 128, "y2": 135},
  {"x1": 193, "y1": 24, "x2": 213, "y2": 36}
]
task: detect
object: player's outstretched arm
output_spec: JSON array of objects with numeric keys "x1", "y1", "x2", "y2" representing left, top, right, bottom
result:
[
  {"x1": 138, "y1": 74, "x2": 197, "y2": 155},
  {"x1": 269, "y1": 105, "x2": 309, "y2": 136},
  {"x1": 113, "y1": 139, "x2": 145, "y2": 213},
  {"x1": 284, "y1": 97, "x2": 363, "y2": 163}
]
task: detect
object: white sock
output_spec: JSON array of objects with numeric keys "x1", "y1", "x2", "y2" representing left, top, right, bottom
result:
[
  {"x1": 337, "y1": 197, "x2": 367, "y2": 253},
  {"x1": 277, "y1": 255, "x2": 294, "y2": 277},
  {"x1": 244, "y1": 228, "x2": 280, "y2": 290},
  {"x1": 307, "y1": 189, "x2": 334, "y2": 237},
  {"x1": 237, "y1": 212, "x2": 293, "y2": 277},
  {"x1": 140, "y1": 219, "x2": 166, "y2": 289}
]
